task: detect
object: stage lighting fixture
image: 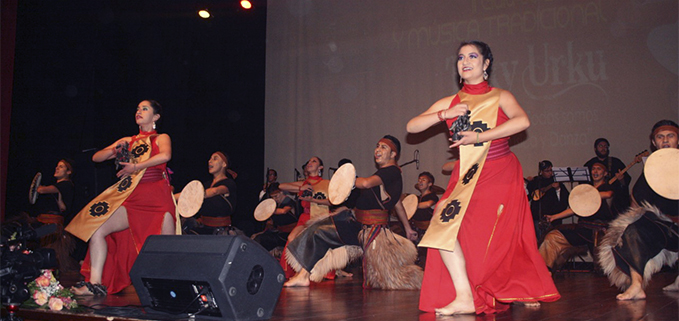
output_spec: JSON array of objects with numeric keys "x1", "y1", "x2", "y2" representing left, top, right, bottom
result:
[
  {"x1": 198, "y1": 9, "x2": 211, "y2": 19},
  {"x1": 240, "y1": 0, "x2": 252, "y2": 9}
]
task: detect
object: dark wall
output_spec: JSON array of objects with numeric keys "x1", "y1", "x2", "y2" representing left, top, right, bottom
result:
[{"x1": 6, "y1": 0, "x2": 267, "y2": 234}]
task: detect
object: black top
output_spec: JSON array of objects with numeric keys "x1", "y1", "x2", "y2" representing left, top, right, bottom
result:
[
  {"x1": 272, "y1": 196, "x2": 298, "y2": 227},
  {"x1": 527, "y1": 177, "x2": 569, "y2": 220},
  {"x1": 197, "y1": 178, "x2": 237, "y2": 217},
  {"x1": 411, "y1": 192, "x2": 439, "y2": 221},
  {"x1": 633, "y1": 171, "x2": 678, "y2": 217},
  {"x1": 355, "y1": 165, "x2": 402, "y2": 211},
  {"x1": 584, "y1": 156, "x2": 630, "y2": 186},
  {"x1": 37, "y1": 180, "x2": 74, "y2": 217},
  {"x1": 581, "y1": 183, "x2": 615, "y2": 223}
]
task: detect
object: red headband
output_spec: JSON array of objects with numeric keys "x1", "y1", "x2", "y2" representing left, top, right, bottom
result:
[
  {"x1": 379, "y1": 138, "x2": 398, "y2": 155},
  {"x1": 214, "y1": 152, "x2": 228, "y2": 166},
  {"x1": 653, "y1": 125, "x2": 679, "y2": 137}
]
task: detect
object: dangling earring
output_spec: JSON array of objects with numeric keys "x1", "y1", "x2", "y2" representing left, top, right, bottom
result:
[
  {"x1": 153, "y1": 122, "x2": 156, "y2": 130},
  {"x1": 459, "y1": 76, "x2": 463, "y2": 84},
  {"x1": 483, "y1": 70, "x2": 488, "y2": 80}
]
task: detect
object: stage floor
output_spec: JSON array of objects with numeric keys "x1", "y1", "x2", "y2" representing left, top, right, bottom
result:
[{"x1": 6, "y1": 268, "x2": 678, "y2": 321}]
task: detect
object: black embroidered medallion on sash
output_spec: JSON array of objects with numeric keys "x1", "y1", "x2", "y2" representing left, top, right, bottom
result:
[
  {"x1": 462, "y1": 163, "x2": 480, "y2": 185},
  {"x1": 471, "y1": 121, "x2": 490, "y2": 147},
  {"x1": 117, "y1": 176, "x2": 132, "y2": 192},
  {"x1": 301, "y1": 189, "x2": 313, "y2": 198},
  {"x1": 131, "y1": 143, "x2": 149, "y2": 158},
  {"x1": 89, "y1": 201, "x2": 110, "y2": 217},
  {"x1": 441, "y1": 199, "x2": 462, "y2": 223},
  {"x1": 313, "y1": 192, "x2": 327, "y2": 200}
]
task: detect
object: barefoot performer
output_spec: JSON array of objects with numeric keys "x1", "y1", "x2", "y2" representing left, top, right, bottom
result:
[
  {"x1": 406, "y1": 41, "x2": 559, "y2": 315},
  {"x1": 283, "y1": 135, "x2": 421, "y2": 289},
  {"x1": 598, "y1": 119, "x2": 679, "y2": 301}
]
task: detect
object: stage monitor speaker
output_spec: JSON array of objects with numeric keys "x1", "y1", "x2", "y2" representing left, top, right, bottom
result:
[{"x1": 130, "y1": 235, "x2": 285, "y2": 321}]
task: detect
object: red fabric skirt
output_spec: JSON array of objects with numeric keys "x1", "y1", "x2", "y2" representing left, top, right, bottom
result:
[
  {"x1": 419, "y1": 153, "x2": 559, "y2": 314},
  {"x1": 80, "y1": 179, "x2": 175, "y2": 294}
]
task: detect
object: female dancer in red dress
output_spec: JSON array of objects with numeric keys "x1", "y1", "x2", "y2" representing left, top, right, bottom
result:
[
  {"x1": 406, "y1": 41, "x2": 559, "y2": 315},
  {"x1": 69, "y1": 100, "x2": 177, "y2": 295}
]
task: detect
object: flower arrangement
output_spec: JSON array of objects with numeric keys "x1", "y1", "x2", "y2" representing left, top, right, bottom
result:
[{"x1": 24, "y1": 270, "x2": 78, "y2": 311}]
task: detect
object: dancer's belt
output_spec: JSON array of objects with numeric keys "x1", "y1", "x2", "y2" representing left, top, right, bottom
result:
[
  {"x1": 199, "y1": 215, "x2": 231, "y2": 227},
  {"x1": 276, "y1": 222, "x2": 297, "y2": 233},
  {"x1": 411, "y1": 220, "x2": 430, "y2": 230},
  {"x1": 355, "y1": 209, "x2": 389, "y2": 225},
  {"x1": 140, "y1": 168, "x2": 166, "y2": 183},
  {"x1": 37, "y1": 213, "x2": 64, "y2": 225}
]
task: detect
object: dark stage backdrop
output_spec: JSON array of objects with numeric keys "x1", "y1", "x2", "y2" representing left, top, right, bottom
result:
[
  {"x1": 264, "y1": 0, "x2": 678, "y2": 194},
  {"x1": 5, "y1": 0, "x2": 268, "y2": 235}
]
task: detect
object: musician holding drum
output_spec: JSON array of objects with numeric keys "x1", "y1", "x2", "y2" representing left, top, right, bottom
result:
[
  {"x1": 598, "y1": 119, "x2": 679, "y2": 301},
  {"x1": 538, "y1": 161, "x2": 614, "y2": 271},
  {"x1": 283, "y1": 135, "x2": 421, "y2": 289},
  {"x1": 179, "y1": 151, "x2": 238, "y2": 235},
  {"x1": 409, "y1": 172, "x2": 439, "y2": 241},
  {"x1": 66, "y1": 100, "x2": 178, "y2": 296},
  {"x1": 252, "y1": 183, "x2": 298, "y2": 252}
]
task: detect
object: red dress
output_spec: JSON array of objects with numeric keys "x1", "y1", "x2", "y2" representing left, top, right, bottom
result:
[
  {"x1": 81, "y1": 134, "x2": 175, "y2": 294},
  {"x1": 419, "y1": 85, "x2": 559, "y2": 314}
]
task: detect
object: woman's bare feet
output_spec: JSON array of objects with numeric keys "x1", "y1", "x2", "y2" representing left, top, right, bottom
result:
[
  {"x1": 283, "y1": 271, "x2": 311, "y2": 287},
  {"x1": 616, "y1": 283, "x2": 646, "y2": 300},
  {"x1": 434, "y1": 296, "x2": 475, "y2": 316}
]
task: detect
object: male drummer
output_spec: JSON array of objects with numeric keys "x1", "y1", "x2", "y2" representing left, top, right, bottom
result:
[
  {"x1": 410, "y1": 172, "x2": 439, "y2": 239},
  {"x1": 283, "y1": 135, "x2": 420, "y2": 288},
  {"x1": 598, "y1": 119, "x2": 679, "y2": 300},
  {"x1": 583, "y1": 138, "x2": 630, "y2": 216},
  {"x1": 538, "y1": 161, "x2": 614, "y2": 271},
  {"x1": 253, "y1": 183, "x2": 299, "y2": 252}
]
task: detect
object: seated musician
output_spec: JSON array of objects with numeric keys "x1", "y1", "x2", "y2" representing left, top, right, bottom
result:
[
  {"x1": 525, "y1": 160, "x2": 569, "y2": 243},
  {"x1": 180, "y1": 151, "x2": 238, "y2": 235},
  {"x1": 409, "y1": 171, "x2": 439, "y2": 240},
  {"x1": 253, "y1": 183, "x2": 299, "y2": 253},
  {"x1": 538, "y1": 161, "x2": 614, "y2": 271},
  {"x1": 35, "y1": 158, "x2": 76, "y2": 225}
]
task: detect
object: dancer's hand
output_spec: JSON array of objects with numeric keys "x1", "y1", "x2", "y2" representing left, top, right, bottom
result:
[{"x1": 116, "y1": 162, "x2": 137, "y2": 178}]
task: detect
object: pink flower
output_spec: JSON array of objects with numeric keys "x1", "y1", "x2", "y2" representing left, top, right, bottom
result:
[
  {"x1": 33, "y1": 291, "x2": 49, "y2": 306},
  {"x1": 35, "y1": 275, "x2": 51, "y2": 288},
  {"x1": 48, "y1": 297, "x2": 64, "y2": 311}
]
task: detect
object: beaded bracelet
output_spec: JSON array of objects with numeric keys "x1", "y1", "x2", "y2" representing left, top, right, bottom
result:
[{"x1": 437, "y1": 110, "x2": 446, "y2": 122}]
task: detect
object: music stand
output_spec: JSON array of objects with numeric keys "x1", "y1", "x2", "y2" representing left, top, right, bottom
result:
[{"x1": 552, "y1": 167, "x2": 591, "y2": 183}]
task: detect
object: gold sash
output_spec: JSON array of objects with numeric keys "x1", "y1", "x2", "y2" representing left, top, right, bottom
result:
[
  {"x1": 66, "y1": 136, "x2": 153, "y2": 242},
  {"x1": 419, "y1": 89, "x2": 501, "y2": 251},
  {"x1": 309, "y1": 180, "x2": 330, "y2": 220}
]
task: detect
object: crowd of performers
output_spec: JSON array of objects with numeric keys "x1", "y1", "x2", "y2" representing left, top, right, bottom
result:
[{"x1": 20, "y1": 40, "x2": 678, "y2": 316}]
